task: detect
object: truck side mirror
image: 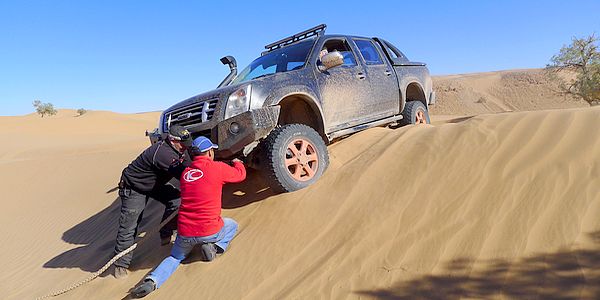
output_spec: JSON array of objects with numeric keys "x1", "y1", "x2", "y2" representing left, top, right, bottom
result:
[{"x1": 319, "y1": 51, "x2": 344, "y2": 71}]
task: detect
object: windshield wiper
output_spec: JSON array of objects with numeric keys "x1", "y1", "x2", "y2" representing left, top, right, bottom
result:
[{"x1": 251, "y1": 73, "x2": 275, "y2": 81}]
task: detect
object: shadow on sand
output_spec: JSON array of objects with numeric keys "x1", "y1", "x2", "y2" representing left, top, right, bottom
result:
[
  {"x1": 356, "y1": 231, "x2": 600, "y2": 299},
  {"x1": 446, "y1": 115, "x2": 476, "y2": 124},
  {"x1": 43, "y1": 170, "x2": 274, "y2": 275},
  {"x1": 222, "y1": 168, "x2": 274, "y2": 209}
]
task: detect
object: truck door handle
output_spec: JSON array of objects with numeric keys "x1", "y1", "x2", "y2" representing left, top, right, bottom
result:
[
  {"x1": 384, "y1": 70, "x2": 392, "y2": 76},
  {"x1": 356, "y1": 72, "x2": 366, "y2": 80}
]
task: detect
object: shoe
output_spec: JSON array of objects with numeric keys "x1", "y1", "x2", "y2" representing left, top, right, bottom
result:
[
  {"x1": 113, "y1": 266, "x2": 128, "y2": 279},
  {"x1": 131, "y1": 278, "x2": 156, "y2": 298},
  {"x1": 201, "y1": 243, "x2": 217, "y2": 262},
  {"x1": 160, "y1": 234, "x2": 172, "y2": 246}
]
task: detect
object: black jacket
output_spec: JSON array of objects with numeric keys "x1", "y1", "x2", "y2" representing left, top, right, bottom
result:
[{"x1": 121, "y1": 140, "x2": 191, "y2": 193}]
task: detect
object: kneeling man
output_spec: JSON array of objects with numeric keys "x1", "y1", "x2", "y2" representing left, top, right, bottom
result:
[{"x1": 131, "y1": 136, "x2": 246, "y2": 298}]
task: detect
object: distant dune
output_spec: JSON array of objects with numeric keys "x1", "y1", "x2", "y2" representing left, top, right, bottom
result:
[
  {"x1": 1, "y1": 70, "x2": 599, "y2": 299},
  {"x1": 431, "y1": 68, "x2": 586, "y2": 115}
]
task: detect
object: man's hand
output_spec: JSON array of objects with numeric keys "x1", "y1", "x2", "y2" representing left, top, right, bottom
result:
[{"x1": 223, "y1": 158, "x2": 244, "y2": 166}]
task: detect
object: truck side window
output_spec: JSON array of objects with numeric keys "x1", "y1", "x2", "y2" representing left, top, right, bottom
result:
[
  {"x1": 383, "y1": 41, "x2": 404, "y2": 59},
  {"x1": 354, "y1": 39, "x2": 384, "y2": 65},
  {"x1": 321, "y1": 39, "x2": 357, "y2": 66},
  {"x1": 384, "y1": 44, "x2": 398, "y2": 59}
]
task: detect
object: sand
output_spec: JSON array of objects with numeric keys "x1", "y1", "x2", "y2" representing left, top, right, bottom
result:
[
  {"x1": 1, "y1": 69, "x2": 599, "y2": 299},
  {"x1": 431, "y1": 69, "x2": 586, "y2": 116}
]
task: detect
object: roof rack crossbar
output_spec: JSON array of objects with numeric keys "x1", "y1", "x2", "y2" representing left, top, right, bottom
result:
[{"x1": 263, "y1": 24, "x2": 326, "y2": 53}]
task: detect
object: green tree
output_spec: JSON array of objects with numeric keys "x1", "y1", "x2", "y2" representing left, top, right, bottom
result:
[
  {"x1": 546, "y1": 34, "x2": 600, "y2": 106},
  {"x1": 32, "y1": 100, "x2": 58, "y2": 117}
]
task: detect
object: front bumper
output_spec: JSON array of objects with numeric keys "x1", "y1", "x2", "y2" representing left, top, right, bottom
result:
[
  {"x1": 169, "y1": 106, "x2": 280, "y2": 158},
  {"x1": 154, "y1": 106, "x2": 280, "y2": 158},
  {"x1": 215, "y1": 105, "x2": 280, "y2": 157}
]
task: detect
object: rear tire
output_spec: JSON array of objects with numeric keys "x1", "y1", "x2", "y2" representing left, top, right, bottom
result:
[
  {"x1": 259, "y1": 124, "x2": 329, "y2": 193},
  {"x1": 400, "y1": 101, "x2": 430, "y2": 126}
]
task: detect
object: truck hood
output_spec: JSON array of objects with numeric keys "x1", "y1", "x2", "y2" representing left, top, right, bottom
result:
[
  {"x1": 163, "y1": 83, "x2": 246, "y2": 113},
  {"x1": 163, "y1": 69, "x2": 308, "y2": 114}
]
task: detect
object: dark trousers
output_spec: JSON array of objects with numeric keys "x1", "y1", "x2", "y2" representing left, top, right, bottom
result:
[{"x1": 114, "y1": 183, "x2": 180, "y2": 268}]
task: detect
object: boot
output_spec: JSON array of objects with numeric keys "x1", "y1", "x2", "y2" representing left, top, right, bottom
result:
[
  {"x1": 201, "y1": 243, "x2": 217, "y2": 262},
  {"x1": 113, "y1": 266, "x2": 128, "y2": 279},
  {"x1": 131, "y1": 278, "x2": 156, "y2": 298}
]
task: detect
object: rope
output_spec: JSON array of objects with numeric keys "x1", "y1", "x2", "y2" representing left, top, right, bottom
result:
[{"x1": 35, "y1": 211, "x2": 178, "y2": 300}]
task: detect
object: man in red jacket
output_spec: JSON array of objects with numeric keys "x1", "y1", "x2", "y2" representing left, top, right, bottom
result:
[{"x1": 131, "y1": 136, "x2": 246, "y2": 298}]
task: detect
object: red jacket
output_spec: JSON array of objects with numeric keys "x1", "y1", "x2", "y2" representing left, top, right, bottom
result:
[{"x1": 178, "y1": 156, "x2": 246, "y2": 237}]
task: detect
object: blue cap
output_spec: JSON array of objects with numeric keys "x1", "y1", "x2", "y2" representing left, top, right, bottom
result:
[{"x1": 191, "y1": 136, "x2": 218, "y2": 152}]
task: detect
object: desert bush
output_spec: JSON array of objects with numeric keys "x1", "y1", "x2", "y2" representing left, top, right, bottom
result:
[
  {"x1": 546, "y1": 34, "x2": 600, "y2": 106},
  {"x1": 77, "y1": 108, "x2": 87, "y2": 116},
  {"x1": 32, "y1": 100, "x2": 58, "y2": 117}
]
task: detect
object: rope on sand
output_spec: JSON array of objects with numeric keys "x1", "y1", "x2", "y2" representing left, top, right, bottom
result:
[{"x1": 35, "y1": 212, "x2": 177, "y2": 300}]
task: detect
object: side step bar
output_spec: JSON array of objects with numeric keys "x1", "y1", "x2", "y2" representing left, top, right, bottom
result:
[{"x1": 327, "y1": 114, "x2": 403, "y2": 140}]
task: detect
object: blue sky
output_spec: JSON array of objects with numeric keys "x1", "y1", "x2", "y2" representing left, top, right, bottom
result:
[{"x1": 1, "y1": 0, "x2": 599, "y2": 116}]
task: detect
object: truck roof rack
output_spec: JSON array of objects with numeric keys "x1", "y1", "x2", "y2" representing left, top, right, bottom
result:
[{"x1": 263, "y1": 24, "x2": 326, "y2": 54}]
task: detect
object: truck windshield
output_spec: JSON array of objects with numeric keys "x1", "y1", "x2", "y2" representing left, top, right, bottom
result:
[{"x1": 231, "y1": 39, "x2": 315, "y2": 84}]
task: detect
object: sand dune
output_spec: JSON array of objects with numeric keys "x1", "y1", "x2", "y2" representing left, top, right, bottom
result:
[
  {"x1": 1, "y1": 72, "x2": 600, "y2": 299},
  {"x1": 431, "y1": 69, "x2": 586, "y2": 116}
]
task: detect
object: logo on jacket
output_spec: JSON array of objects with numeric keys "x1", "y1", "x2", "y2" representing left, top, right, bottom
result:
[{"x1": 183, "y1": 169, "x2": 204, "y2": 182}]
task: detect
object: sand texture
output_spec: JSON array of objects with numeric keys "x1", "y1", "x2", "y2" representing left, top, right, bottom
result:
[{"x1": 1, "y1": 70, "x2": 599, "y2": 299}]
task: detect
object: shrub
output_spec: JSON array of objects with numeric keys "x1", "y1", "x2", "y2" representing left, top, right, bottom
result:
[
  {"x1": 546, "y1": 34, "x2": 600, "y2": 106},
  {"x1": 32, "y1": 100, "x2": 58, "y2": 117}
]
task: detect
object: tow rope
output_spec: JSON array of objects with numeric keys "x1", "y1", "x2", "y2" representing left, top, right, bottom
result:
[{"x1": 35, "y1": 211, "x2": 178, "y2": 300}]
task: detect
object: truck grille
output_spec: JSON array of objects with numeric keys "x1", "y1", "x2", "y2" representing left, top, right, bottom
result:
[{"x1": 163, "y1": 98, "x2": 218, "y2": 132}]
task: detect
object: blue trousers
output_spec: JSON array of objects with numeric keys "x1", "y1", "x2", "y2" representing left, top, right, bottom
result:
[{"x1": 147, "y1": 218, "x2": 238, "y2": 288}]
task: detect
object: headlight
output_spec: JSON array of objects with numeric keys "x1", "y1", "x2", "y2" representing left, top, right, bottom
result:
[{"x1": 224, "y1": 85, "x2": 251, "y2": 119}]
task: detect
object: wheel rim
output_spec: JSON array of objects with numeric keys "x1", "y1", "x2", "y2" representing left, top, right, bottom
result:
[
  {"x1": 285, "y1": 138, "x2": 319, "y2": 182},
  {"x1": 415, "y1": 109, "x2": 428, "y2": 124}
]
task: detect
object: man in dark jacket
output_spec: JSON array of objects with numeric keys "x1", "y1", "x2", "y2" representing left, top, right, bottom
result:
[{"x1": 113, "y1": 125, "x2": 192, "y2": 278}]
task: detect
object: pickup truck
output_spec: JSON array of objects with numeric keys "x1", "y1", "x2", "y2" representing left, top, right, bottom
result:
[{"x1": 150, "y1": 24, "x2": 435, "y2": 192}]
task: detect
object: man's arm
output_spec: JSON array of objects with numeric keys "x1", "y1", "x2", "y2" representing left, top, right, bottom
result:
[
  {"x1": 168, "y1": 159, "x2": 188, "y2": 179},
  {"x1": 152, "y1": 143, "x2": 190, "y2": 179},
  {"x1": 168, "y1": 152, "x2": 191, "y2": 179},
  {"x1": 218, "y1": 160, "x2": 246, "y2": 183}
]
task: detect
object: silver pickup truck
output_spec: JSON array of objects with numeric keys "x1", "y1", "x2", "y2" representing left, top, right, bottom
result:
[{"x1": 150, "y1": 24, "x2": 435, "y2": 192}]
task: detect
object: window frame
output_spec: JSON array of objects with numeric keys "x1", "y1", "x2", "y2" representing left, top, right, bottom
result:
[{"x1": 314, "y1": 37, "x2": 360, "y2": 67}]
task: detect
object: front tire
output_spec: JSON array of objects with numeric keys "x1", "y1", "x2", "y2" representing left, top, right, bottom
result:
[
  {"x1": 400, "y1": 101, "x2": 430, "y2": 126},
  {"x1": 259, "y1": 124, "x2": 329, "y2": 193}
]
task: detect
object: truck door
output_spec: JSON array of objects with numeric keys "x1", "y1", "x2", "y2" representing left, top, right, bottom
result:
[
  {"x1": 314, "y1": 38, "x2": 371, "y2": 132},
  {"x1": 351, "y1": 38, "x2": 400, "y2": 121}
]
